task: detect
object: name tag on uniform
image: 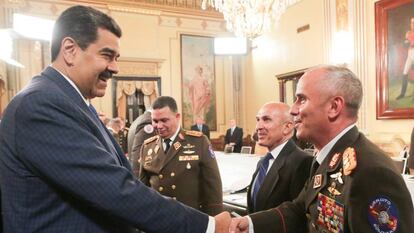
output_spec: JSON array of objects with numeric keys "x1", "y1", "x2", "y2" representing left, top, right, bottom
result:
[{"x1": 179, "y1": 155, "x2": 199, "y2": 161}]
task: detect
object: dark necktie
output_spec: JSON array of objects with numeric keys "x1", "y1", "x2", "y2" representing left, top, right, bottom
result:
[
  {"x1": 88, "y1": 104, "x2": 120, "y2": 165},
  {"x1": 164, "y1": 138, "x2": 171, "y2": 153},
  {"x1": 252, "y1": 152, "x2": 273, "y2": 208}
]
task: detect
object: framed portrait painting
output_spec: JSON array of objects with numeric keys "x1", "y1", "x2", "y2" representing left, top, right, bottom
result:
[
  {"x1": 376, "y1": 0, "x2": 414, "y2": 119},
  {"x1": 180, "y1": 34, "x2": 217, "y2": 130}
]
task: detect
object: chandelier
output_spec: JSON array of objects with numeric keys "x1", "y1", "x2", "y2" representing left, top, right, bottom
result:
[{"x1": 202, "y1": 0, "x2": 300, "y2": 39}]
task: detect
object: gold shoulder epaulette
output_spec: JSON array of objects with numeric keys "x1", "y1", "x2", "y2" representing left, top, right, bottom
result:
[
  {"x1": 144, "y1": 135, "x2": 159, "y2": 144},
  {"x1": 185, "y1": 130, "x2": 203, "y2": 137}
]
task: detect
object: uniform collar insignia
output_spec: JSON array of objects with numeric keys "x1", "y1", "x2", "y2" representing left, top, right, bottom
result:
[
  {"x1": 329, "y1": 153, "x2": 341, "y2": 169},
  {"x1": 173, "y1": 141, "x2": 181, "y2": 150}
]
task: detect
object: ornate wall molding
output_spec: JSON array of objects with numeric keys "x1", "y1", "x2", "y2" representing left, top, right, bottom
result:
[{"x1": 117, "y1": 57, "x2": 164, "y2": 76}]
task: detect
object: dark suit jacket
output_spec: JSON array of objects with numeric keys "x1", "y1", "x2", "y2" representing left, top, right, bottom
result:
[
  {"x1": 249, "y1": 127, "x2": 414, "y2": 233},
  {"x1": 139, "y1": 130, "x2": 223, "y2": 215},
  {"x1": 0, "y1": 67, "x2": 208, "y2": 233},
  {"x1": 247, "y1": 140, "x2": 312, "y2": 213},
  {"x1": 191, "y1": 124, "x2": 210, "y2": 139},
  {"x1": 129, "y1": 111, "x2": 156, "y2": 177},
  {"x1": 408, "y1": 126, "x2": 414, "y2": 169},
  {"x1": 225, "y1": 127, "x2": 243, "y2": 153}
]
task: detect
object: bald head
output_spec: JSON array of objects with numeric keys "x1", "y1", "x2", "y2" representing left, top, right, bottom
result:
[
  {"x1": 256, "y1": 102, "x2": 294, "y2": 151},
  {"x1": 304, "y1": 65, "x2": 362, "y2": 118},
  {"x1": 291, "y1": 65, "x2": 362, "y2": 149}
]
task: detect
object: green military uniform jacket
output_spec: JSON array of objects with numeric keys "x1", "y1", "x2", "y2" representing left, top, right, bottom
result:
[
  {"x1": 249, "y1": 126, "x2": 414, "y2": 233},
  {"x1": 139, "y1": 129, "x2": 223, "y2": 215}
]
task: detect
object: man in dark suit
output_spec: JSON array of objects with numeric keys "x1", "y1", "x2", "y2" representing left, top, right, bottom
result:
[
  {"x1": 128, "y1": 110, "x2": 156, "y2": 177},
  {"x1": 0, "y1": 5, "x2": 230, "y2": 233},
  {"x1": 230, "y1": 65, "x2": 414, "y2": 233},
  {"x1": 191, "y1": 116, "x2": 210, "y2": 139},
  {"x1": 247, "y1": 102, "x2": 312, "y2": 213},
  {"x1": 225, "y1": 119, "x2": 243, "y2": 153},
  {"x1": 140, "y1": 96, "x2": 223, "y2": 215}
]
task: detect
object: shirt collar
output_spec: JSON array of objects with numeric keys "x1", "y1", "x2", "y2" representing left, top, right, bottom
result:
[
  {"x1": 50, "y1": 66, "x2": 89, "y2": 106},
  {"x1": 315, "y1": 124, "x2": 356, "y2": 164},
  {"x1": 268, "y1": 140, "x2": 289, "y2": 160},
  {"x1": 165, "y1": 125, "x2": 181, "y2": 143}
]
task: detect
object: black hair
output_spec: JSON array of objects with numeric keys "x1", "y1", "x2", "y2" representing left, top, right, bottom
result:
[
  {"x1": 51, "y1": 5, "x2": 122, "y2": 61},
  {"x1": 152, "y1": 96, "x2": 178, "y2": 113}
]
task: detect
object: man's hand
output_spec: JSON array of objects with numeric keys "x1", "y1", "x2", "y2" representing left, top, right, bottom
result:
[
  {"x1": 229, "y1": 217, "x2": 249, "y2": 233},
  {"x1": 214, "y1": 212, "x2": 231, "y2": 233}
]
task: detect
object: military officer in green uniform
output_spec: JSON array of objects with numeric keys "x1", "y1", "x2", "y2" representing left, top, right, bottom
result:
[
  {"x1": 229, "y1": 65, "x2": 414, "y2": 233},
  {"x1": 139, "y1": 96, "x2": 223, "y2": 216}
]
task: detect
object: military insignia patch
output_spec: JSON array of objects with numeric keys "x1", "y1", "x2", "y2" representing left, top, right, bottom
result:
[
  {"x1": 329, "y1": 153, "x2": 341, "y2": 169},
  {"x1": 143, "y1": 124, "x2": 154, "y2": 134},
  {"x1": 330, "y1": 170, "x2": 343, "y2": 184},
  {"x1": 343, "y1": 147, "x2": 357, "y2": 175},
  {"x1": 185, "y1": 130, "x2": 203, "y2": 137},
  {"x1": 368, "y1": 196, "x2": 399, "y2": 233},
  {"x1": 313, "y1": 174, "x2": 322, "y2": 189},
  {"x1": 147, "y1": 148, "x2": 153, "y2": 156},
  {"x1": 208, "y1": 145, "x2": 215, "y2": 158},
  {"x1": 173, "y1": 142, "x2": 181, "y2": 150},
  {"x1": 144, "y1": 135, "x2": 158, "y2": 144},
  {"x1": 183, "y1": 144, "x2": 195, "y2": 149},
  {"x1": 327, "y1": 182, "x2": 341, "y2": 197},
  {"x1": 317, "y1": 193, "x2": 344, "y2": 233}
]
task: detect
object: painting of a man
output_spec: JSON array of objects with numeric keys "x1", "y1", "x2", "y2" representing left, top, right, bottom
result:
[{"x1": 387, "y1": 2, "x2": 414, "y2": 108}]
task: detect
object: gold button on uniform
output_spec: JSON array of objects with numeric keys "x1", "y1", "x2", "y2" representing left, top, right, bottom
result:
[
  {"x1": 170, "y1": 172, "x2": 175, "y2": 177},
  {"x1": 171, "y1": 185, "x2": 176, "y2": 190},
  {"x1": 158, "y1": 186, "x2": 163, "y2": 192},
  {"x1": 159, "y1": 174, "x2": 163, "y2": 179}
]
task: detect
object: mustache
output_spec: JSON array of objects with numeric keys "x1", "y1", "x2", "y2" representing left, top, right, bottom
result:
[{"x1": 99, "y1": 70, "x2": 114, "y2": 79}]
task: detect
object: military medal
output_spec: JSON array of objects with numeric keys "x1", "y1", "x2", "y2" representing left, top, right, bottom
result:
[
  {"x1": 343, "y1": 147, "x2": 357, "y2": 175},
  {"x1": 154, "y1": 145, "x2": 160, "y2": 153},
  {"x1": 317, "y1": 193, "x2": 344, "y2": 232},
  {"x1": 186, "y1": 162, "x2": 191, "y2": 169},
  {"x1": 329, "y1": 153, "x2": 341, "y2": 169},
  {"x1": 148, "y1": 148, "x2": 153, "y2": 155},
  {"x1": 313, "y1": 174, "x2": 322, "y2": 188},
  {"x1": 327, "y1": 182, "x2": 341, "y2": 197},
  {"x1": 183, "y1": 150, "x2": 195, "y2": 154},
  {"x1": 173, "y1": 142, "x2": 181, "y2": 150}
]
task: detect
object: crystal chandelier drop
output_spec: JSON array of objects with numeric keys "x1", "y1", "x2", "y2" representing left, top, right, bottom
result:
[{"x1": 202, "y1": 0, "x2": 300, "y2": 39}]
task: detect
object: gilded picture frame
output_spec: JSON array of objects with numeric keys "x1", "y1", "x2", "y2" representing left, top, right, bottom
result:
[{"x1": 376, "y1": 0, "x2": 414, "y2": 119}]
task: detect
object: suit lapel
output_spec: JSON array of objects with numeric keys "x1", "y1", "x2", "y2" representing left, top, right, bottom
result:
[
  {"x1": 42, "y1": 67, "x2": 125, "y2": 167},
  {"x1": 305, "y1": 127, "x2": 360, "y2": 208},
  {"x1": 259, "y1": 141, "x2": 293, "y2": 207},
  {"x1": 159, "y1": 130, "x2": 184, "y2": 171}
]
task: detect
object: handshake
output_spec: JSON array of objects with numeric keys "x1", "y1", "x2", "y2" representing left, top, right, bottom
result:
[{"x1": 214, "y1": 211, "x2": 249, "y2": 233}]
